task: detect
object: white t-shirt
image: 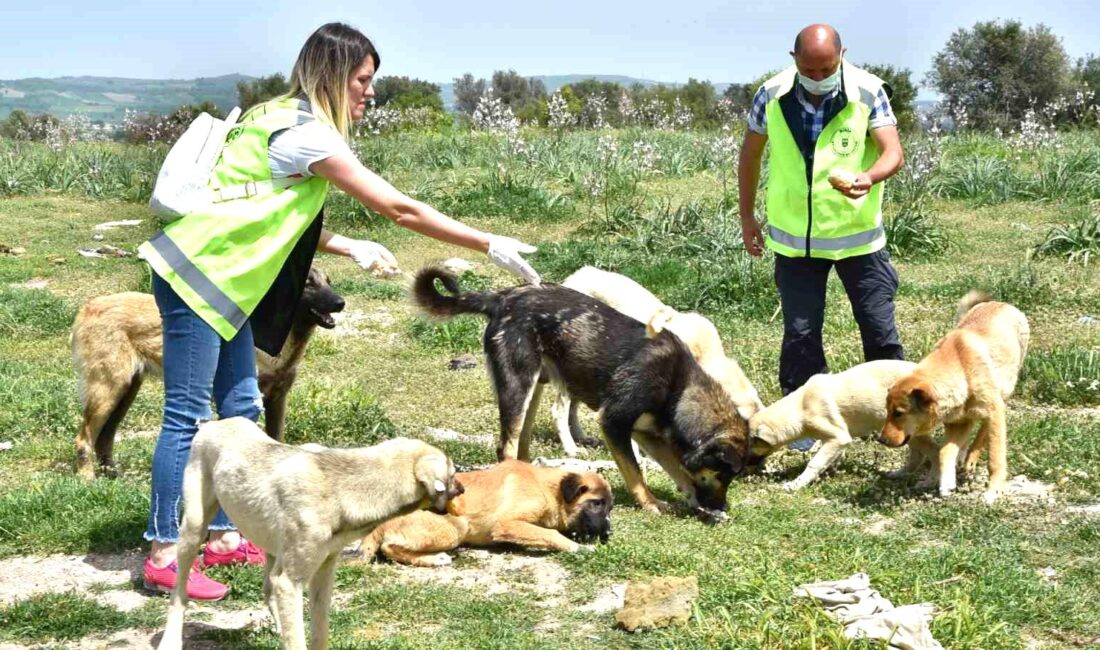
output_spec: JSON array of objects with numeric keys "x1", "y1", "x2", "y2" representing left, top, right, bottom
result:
[{"x1": 267, "y1": 120, "x2": 353, "y2": 178}]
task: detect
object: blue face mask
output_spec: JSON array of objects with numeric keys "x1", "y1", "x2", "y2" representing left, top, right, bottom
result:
[{"x1": 798, "y1": 66, "x2": 841, "y2": 96}]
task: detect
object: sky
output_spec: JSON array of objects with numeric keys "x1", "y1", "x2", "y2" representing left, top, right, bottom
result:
[{"x1": 2, "y1": 0, "x2": 1097, "y2": 100}]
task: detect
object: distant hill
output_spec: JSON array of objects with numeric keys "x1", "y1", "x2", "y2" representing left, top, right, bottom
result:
[
  {"x1": 1, "y1": 73, "x2": 739, "y2": 120},
  {"x1": 0, "y1": 74, "x2": 251, "y2": 121}
]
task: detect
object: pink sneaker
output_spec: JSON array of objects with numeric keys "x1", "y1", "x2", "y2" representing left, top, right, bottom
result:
[
  {"x1": 142, "y1": 558, "x2": 229, "y2": 601},
  {"x1": 202, "y1": 538, "x2": 266, "y2": 568}
]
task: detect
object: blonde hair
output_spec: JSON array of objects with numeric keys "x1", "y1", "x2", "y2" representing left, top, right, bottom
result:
[{"x1": 285, "y1": 23, "x2": 380, "y2": 139}]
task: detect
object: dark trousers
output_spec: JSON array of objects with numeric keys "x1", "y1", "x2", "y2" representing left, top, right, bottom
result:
[{"x1": 775, "y1": 249, "x2": 905, "y2": 395}]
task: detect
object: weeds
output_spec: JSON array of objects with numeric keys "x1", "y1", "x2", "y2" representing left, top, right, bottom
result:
[
  {"x1": 1021, "y1": 346, "x2": 1100, "y2": 406},
  {"x1": 1033, "y1": 204, "x2": 1100, "y2": 264}
]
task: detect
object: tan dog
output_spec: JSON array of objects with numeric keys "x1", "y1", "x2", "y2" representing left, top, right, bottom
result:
[
  {"x1": 361, "y1": 460, "x2": 613, "y2": 566},
  {"x1": 552, "y1": 266, "x2": 764, "y2": 456},
  {"x1": 71, "y1": 267, "x2": 344, "y2": 479},
  {"x1": 879, "y1": 292, "x2": 1030, "y2": 504},
  {"x1": 157, "y1": 418, "x2": 461, "y2": 650},
  {"x1": 749, "y1": 360, "x2": 934, "y2": 490}
]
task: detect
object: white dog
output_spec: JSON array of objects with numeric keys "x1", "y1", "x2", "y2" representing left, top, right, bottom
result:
[
  {"x1": 552, "y1": 266, "x2": 764, "y2": 456},
  {"x1": 157, "y1": 418, "x2": 461, "y2": 650},
  {"x1": 748, "y1": 360, "x2": 934, "y2": 490}
]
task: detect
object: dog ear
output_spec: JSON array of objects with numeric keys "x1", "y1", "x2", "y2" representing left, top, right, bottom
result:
[
  {"x1": 715, "y1": 440, "x2": 744, "y2": 475},
  {"x1": 908, "y1": 384, "x2": 937, "y2": 414},
  {"x1": 560, "y1": 473, "x2": 589, "y2": 503},
  {"x1": 684, "y1": 440, "x2": 744, "y2": 474},
  {"x1": 682, "y1": 445, "x2": 707, "y2": 472}
]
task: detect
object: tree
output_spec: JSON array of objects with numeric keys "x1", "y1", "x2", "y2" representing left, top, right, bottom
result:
[
  {"x1": 237, "y1": 74, "x2": 289, "y2": 111},
  {"x1": 679, "y1": 78, "x2": 718, "y2": 125},
  {"x1": 453, "y1": 73, "x2": 486, "y2": 115},
  {"x1": 490, "y1": 70, "x2": 546, "y2": 111},
  {"x1": 862, "y1": 64, "x2": 918, "y2": 132},
  {"x1": 0, "y1": 109, "x2": 33, "y2": 139},
  {"x1": 1076, "y1": 54, "x2": 1100, "y2": 93},
  {"x1": 926, "y1": 20, "x2": 1071, "y2": 130},
  {"x1": 372, "y1": 76, "x2": 443, "y2": 110},
  {"x1": 123, "y1": 102, "x2": 224, "y2": 144},
  {"x1": 721, "y1": 83, "x2": 756, "y2": 117},
  {"x1": 561, "y1": 78, "x2": 624, "y2": 124}
]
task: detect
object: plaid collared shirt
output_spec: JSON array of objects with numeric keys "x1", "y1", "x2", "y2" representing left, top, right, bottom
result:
[{"x1": 746, "y1": 80, "x2": 896, "y2": 143}]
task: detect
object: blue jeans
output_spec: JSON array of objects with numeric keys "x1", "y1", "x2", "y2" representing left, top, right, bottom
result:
[{"x1": 144, "y1": 273, "x2": 263, "y2": 543}]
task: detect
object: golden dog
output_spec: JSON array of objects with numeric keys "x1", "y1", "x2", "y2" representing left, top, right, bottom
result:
[
  {"x1": 361, "y1": 460, "x2": 613, "y2": 566},
  {"x1": 879, "y1": 292, "x2": 1030, "y2": 503},
  {"x1": 71, "y1": 267, "x2": 344, "y2": 479}
]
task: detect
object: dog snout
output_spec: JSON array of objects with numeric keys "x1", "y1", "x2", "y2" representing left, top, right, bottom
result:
[
  {"x1": 330, "y1": 295, "x2": 346, "y2": 313},
  {"x1": 598, "y1": 519, "x2": 611, "y2": 544},
  {"x1": 876, "y1": 431, "x2": 909, "y2": 448}
]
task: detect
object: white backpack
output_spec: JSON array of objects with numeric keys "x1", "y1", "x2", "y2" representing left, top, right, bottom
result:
[{"x1": 147, "y1": 106, "x2": 305, "y2": 222}]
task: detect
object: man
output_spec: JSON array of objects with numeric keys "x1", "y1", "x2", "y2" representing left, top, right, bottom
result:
[{"x1": 738, "y1": 24, "x2": 905, "y2": 449}]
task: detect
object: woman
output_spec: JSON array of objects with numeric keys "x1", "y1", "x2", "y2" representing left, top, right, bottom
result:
[{"x1": 138, "y1": 22, "x2": 540, "y2": 599}]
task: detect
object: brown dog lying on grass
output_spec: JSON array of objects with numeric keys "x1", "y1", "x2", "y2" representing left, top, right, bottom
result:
[
  {"x1": 879, "y1": 291, "x2": 1030, "y2": 504},
  {"x1": 360, "y1": 460, "x2": 613, "y2": 566}
]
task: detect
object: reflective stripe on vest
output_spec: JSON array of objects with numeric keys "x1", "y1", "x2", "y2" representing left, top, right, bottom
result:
[
  {"x1": 768, "y1": 224, "x2": 885, "y2": 251},
  {"x1": 146, "y1": 231, "x2": 248, "y2": 331}
]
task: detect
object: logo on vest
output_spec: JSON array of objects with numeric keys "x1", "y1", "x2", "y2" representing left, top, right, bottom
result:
[
  {"x1": 830, "y1": 127, "x2": 858, "y2": 157},
  {"x1": 225, "y1": 126, "x2": 245, "y2": 144}
]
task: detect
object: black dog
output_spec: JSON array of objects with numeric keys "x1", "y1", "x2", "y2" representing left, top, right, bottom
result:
[{"x1": 412, "y1": 266, "x2": 750, "y2": 516}]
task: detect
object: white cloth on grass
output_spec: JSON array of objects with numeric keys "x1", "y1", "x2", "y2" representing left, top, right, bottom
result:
[{"x1": 794, "y1": 573, "x2": 942, "y2": 650}]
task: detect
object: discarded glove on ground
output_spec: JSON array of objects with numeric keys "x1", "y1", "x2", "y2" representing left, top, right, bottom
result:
[{"x1": 794, "y1": 573, "x2": 942, "y2": 650}]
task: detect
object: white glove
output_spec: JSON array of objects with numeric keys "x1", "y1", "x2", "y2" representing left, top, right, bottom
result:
[
  {"x1": 346, "y1": 239, "x2": 400, "y2": 278},
  {"x1": 487, "y1": 235, "x2": 541, "y2": 285}
]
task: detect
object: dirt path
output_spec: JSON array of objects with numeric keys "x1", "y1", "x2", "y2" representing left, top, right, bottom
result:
[
  {"x1": 0, "y1": 547, "x2": 618, "y2": 649},
  {"x1": 0, "y1": 552, "x2": 269, "y2": 649}
]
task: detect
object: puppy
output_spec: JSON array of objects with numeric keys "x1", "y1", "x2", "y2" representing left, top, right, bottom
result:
[
  {"x1": 551, "y1": 266, "x2": 763, "y2": 456},
  {"x1": 412, "y1": 266, "x2": 750, "y2": 517},
  {"x1": 156, "y1": 418, "x2": 461, "y2": 650},
  {"x1": 879, "y1": 292, "x2": 1030, "y2": 504},
  {"x1": 361, "y1": 460, "x2": 612, "y2": 566},
  {"x1": 749, "y1": 360, "x2": 936, "y2": 489},
  {"x1": 71, "y1": 266, "x2": 344, "y2": 479}
]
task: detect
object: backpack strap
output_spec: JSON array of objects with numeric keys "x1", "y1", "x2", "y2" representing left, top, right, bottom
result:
[{"x1": 211, "y1": 176, "x2": 308, "y2": 202}]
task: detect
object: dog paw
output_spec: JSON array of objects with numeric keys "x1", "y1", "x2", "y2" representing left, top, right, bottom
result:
[
  {"x1": 883, "y1": 468, "x2": 910, "y2": 480},
  {"x1": 981, "y1": 489, "x2": 1001, "y2": 505},
  {"x1": 573, "y1": 543, "x2": 597, "y2": 553},
  {"x1": 423, "y1": 553, "x2": 453, "y2": 567},
  {"x1": 696, "y1": 508, "x2": 729, "y2": 525},
  {"x1": 781, "y1": 480, "x2": 807, "y2": 491},
  {"x1": 641, "y1": 499, "x2": 672, "y2": 515},
  {"x1": 915, "y1": 475, "x2": 939, "y2": 490}
]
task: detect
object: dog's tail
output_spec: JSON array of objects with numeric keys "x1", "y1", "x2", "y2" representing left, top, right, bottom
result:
[
  {"x1": 956, "y1": 289, "x2": 994, "y2": 323},
  {"x1": 413, "y1": 266, "x2": 499, "y2": 318}
]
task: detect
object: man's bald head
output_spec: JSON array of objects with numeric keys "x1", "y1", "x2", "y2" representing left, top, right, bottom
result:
[
  {"x1": 793, "y1": 24, "x2": 842, "y2": 57},
  {"x1": 791, "y1": 24, "x2": 845, "y2": 85}
]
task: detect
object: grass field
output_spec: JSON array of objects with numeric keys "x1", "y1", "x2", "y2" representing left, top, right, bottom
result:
[{"x1": 0, "y1": 126, "x2": 1098, "y2": 649}]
